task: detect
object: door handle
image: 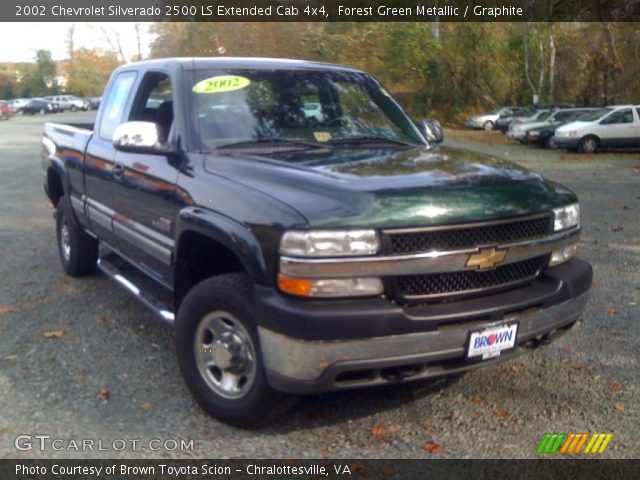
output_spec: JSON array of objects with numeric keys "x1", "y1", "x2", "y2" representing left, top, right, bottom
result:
[{"x1": 113, "y1": 163, "x2": 124, "y2": 177}]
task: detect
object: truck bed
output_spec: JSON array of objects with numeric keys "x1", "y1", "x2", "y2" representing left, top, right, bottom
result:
[{"x1": 44, "y1": 122, "x2": 94, "y2": 154}]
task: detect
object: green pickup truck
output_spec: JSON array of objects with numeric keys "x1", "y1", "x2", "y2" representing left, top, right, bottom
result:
[{"x1": 42, "y1": 58, "x2": 591, "y2": 427}]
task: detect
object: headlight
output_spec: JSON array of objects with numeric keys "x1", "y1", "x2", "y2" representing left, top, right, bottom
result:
[
  {"x1": 549, "y1": 244, "x2": 578, "y2": 267},
  {"x1": 280, "y1": 230, "x2": 380, "y2": 257},
  {"x1": 553, "y1": 203, "x2": 580, "y2": 231},
  {"x1": 277, "y1": 275, "x2": 383, "y2": 298}
]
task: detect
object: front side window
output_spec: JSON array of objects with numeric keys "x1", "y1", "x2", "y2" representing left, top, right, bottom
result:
[
  {"x1": 191, "y1": 69, "x2": 424, "y2": 151},
  {"x1": 602, "y1": 109, "x2": 633, "y2": 124},
  {"x1": 99, "y1": 71, "x2": 137, "y2": 141}
]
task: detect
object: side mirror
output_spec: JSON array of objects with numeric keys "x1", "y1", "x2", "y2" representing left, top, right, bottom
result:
[
  {"x1": 113, "y1": 121, "x2": 175, "y2": 155},
  {"x1": 417, "y1": 119, "x2": 444, "y2": 144}
]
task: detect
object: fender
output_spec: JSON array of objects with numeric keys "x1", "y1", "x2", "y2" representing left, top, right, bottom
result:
[
  {"x1": 42, "y1": 135, "x2": 70, "y2": 203},
  {"x1": 175, "y1": 206, "x2": 269, "y2": 283}
]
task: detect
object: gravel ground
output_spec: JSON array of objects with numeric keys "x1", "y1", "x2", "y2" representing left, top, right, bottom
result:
[{"x1": 0, "y1": 115, "x2": 638, "y2": 459}]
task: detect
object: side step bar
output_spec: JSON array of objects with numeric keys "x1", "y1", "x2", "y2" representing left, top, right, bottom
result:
[{"x1": 97, "y1": 258, "x2": 175, "y2": 325}]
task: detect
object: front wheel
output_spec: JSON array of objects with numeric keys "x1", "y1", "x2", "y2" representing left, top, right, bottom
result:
[
  {"x1": 579, "y1": 136, "x2": 599, "y2": 154},
  {"x1": 175, "y1": 274, "x2": 295, "y2": 428}
]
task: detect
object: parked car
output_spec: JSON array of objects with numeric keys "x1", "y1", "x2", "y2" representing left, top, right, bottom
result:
[
  {"x1": 0, "y1": 100, "x2": 12, "y2": 120},
  {"x1": 553, "y1": 105, "x2": 640, "y2": 153},
  {"x1": 21, "y1": 98, "x2": 59, "y2": 115},
  {"x1": 42, "y1": 57, "x2": 591, "y2": 427},
  {"x1": 87, "y1": 97, "x2": 102, "y2": 110},
  {"x1": 464, "y1": 106, "x2": 522, "y2": 131},
  {"x1": 507, "y1": 108, "x2": 598, "y2": 143},
  {"x1": 527, "y1": 109, "x2": 600, "y2": 148},
  {"x1": 495, "y1": 104, "x2": 574, "y2": 133},
  {"x1": 8, "y1": 98, "x2": 30, "y2": 114},
  {"x1": 49, "y1": 95, "x2": 89, "y2": 112}
]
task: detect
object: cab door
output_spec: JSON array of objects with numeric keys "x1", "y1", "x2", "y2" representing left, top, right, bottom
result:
[
  {"x1": 110, "y1": 71, "x2": 181, "y2": 286},
  {"x1": 83, "y1": 70, "x2": 137, "y2": 248}
]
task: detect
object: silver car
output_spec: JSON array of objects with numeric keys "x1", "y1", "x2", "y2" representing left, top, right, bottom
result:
[{"x1": 465, "y1": 106, "x2": 521, "y2": 131}]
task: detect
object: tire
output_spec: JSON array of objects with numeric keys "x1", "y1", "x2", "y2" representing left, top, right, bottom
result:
[
  {"x1": 544, "y1": 136, "x2": 558, "y2": 149},
  {"x1": 70, "y1": 105, "x2": 78, "y2": 112},
  {"x1": 55, "y1": 199, "x2": 98, "y2": 276},
  {"x1": 579, "y1": 136, "x2": 599, "y2": 154},
  {"x1": 482, "y1": 120, "x2": 494, "y2": 131},
  {"x1": 175, "y1": 274, "x2": 296, "y2": 428},
  {"x1": 39, "y1": 108, "x2": 45, "y2": 115}
]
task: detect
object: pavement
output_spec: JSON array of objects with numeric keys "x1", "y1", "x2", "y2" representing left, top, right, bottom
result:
[{"x1": 0, "y1": 114, "x2": 638, "y2": 459}]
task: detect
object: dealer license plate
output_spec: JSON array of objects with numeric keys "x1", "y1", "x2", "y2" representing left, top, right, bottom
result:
[{"x1": 467, "y1": 322, "x2": 518, "y2": 360}]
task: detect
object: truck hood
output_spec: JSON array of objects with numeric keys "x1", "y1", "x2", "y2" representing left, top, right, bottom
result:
[{"x1": 203, "y1": 146, "x2": 577, "y2": 228}]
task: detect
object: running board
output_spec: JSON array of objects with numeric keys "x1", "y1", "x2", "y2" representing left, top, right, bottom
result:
[{"x1": 97, "y1": 257, "x2": 175, "y2": 325}]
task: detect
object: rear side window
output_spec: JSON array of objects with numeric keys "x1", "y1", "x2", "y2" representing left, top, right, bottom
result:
[{"x1": 99, "y1": 71, "x2": 137, "y2": 141}]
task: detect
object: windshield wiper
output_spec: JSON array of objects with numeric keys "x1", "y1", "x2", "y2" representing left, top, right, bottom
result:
[
  {"x1": 217, "y1": 137, "x2": 328, "y2": 150},
  {"x1": 328, "y1": 136, "x2": 416, "y2": 147}
]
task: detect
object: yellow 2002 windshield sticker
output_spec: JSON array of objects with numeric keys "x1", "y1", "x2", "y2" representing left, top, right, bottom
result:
[{"x1": 192, "y1": 75, "x2": 251, "y2": 94}]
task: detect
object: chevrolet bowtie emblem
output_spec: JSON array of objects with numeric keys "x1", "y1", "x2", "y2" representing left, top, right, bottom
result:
[{"x1": 466, "y1": 247, "x2": 508, "y2": 270}]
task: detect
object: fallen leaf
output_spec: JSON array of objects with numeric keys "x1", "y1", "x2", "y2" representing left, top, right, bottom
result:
[
  {"x1": 622, "y1": 206, "x2": 629, "y2": 210},
  {"x1": 494, "y1": 410, "x2": 509, "y2": 418},
  {"x1": 510, "y1": 365, "x2": 521, "y2": 373},
  {"x1": 43, "y1": 330, "x2": 65, "y2": 339},
  {"x1": 614, "y1": 403, "x2": 625, "y2": 412},
  {"x1": 371, "y1": 426, "x2": 389, "y2": 437},
  {"x1": 470, "y1": 395, "x2": 484, "y2": 405},
  {"x1": 4, "y1": 355, "x2": 18, "y2": 361},
  {"x1": 611, "y1": 332, "x2": 625, "y2": 337},
  {"x1": 423, "y1": 442, "x2": 443, "y2": 453},
  {"x1": 0, "y1": 305, "x2": 15, "y2": 315},
  {"x1": 608, "y1": 381, "x2": 622, "y2": 393},
  {"x1": 606, "y1": 307, "x2": 618, "y2": 315},
  {"x1": 611, "y1": 226, "x2": 624, "y2": 232},
  {"x1": 46, "y1": 202, "x2": 54, "y2": 210},
  {"x1": 96, "y1": 388, "x2": 109, "y2": 401},
  {"x1": 95, "y1": 315, "x2": 108, "y2": 324},
  {"x1": 591, "y1": 281, "x2": 598, "y2": 289},
  {"x1": 141, "y1": 402, "x2": 152, "y2": 410},
  {"x1": 569, "y1": 364, "x2": 585, "y2": 370}
]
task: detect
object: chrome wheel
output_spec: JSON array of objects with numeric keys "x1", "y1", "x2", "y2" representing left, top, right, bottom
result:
[
  {"x1": 581, "y1": 137, "x2": 598, "y2": 153},
  {"x1": 194, "y1": 311, "x2": 256, "y2": 399},
  {"x1": 60, "y1": 221, "x2": 71, "y2": 262}
]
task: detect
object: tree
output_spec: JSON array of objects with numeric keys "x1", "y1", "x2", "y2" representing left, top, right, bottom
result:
[{"x1": 65, "y1": 49, "x2": 120, "y2": 97}]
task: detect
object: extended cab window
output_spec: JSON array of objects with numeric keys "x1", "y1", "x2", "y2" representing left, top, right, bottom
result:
[
  {"x1": 603, "y1": 109, "x2": 633, "y2": 124},
  {"x1": 99, "y1": 71, "x2": 137, "y2": 140},
  {"x1": 129, "y1": 73, "x2": 174, "y2": 142}
]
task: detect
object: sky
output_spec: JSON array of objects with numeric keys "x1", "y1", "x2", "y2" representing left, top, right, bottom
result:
[{"x1": 0, "y1": 22, "x2": 155, "y2": 63}]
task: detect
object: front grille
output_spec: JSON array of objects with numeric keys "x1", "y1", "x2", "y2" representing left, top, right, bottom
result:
[
  {"x1": 388, "y1": 214, "x2": 554, "y2": 255},
  {"x1": 396, "y1": 256, "x2": 546, "y2": 300}
]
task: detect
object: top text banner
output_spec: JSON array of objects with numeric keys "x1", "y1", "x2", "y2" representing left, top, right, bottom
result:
[{"x1": 6, "y1": 0, "x2": 640, "y2": 22}]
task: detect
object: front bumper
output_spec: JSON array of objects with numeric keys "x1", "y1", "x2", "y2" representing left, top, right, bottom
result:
[
  {"x1": 552, "y1": 136, "x2": 580, "y2": 149},
  {"x1": 256, "y1": 258, "x2": 592, "y2": 394}
]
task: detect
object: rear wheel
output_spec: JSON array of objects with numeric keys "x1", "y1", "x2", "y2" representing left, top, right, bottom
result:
[
  {"x1": 70, "y1": 105, "x2": 78, "y2": 112},
  {"x1": 579, "y1": 135, "x2": 599, "y2": 154},
  {"x1": 38, "y1": 108, "x2": 45, "y2": 115},
  {"x1": 175, "y1": 274, "x2": 295, "y2": 428},
  {"x1": 483, "y1": 120, "x2": 494, "y2": 131},
  {"x1": 55, "y1": 200, "x2": 98, "y2": 276}
]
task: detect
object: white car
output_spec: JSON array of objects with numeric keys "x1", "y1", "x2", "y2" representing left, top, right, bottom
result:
[
  {"x1": 507, "y1": 108, "x2": 595, "y2": 142},
  {"x1": 8, "y1": 98, "x2": 30, "y2": 113},
  {"x1": 553, "y1": 105, "x2": 640, "y2": 153},
  {"x1": 49, "y1": 95, "x2": 89, "y2": 112},
  {"x1": 465, "y1": 106, "x2": 520, "y2": 131}
]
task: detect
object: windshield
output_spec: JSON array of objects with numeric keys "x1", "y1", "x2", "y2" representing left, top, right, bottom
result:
[
  {"x1": 535, "y1": 111, "x2": 552, "y2": 121},
  {"x1": 191, "y1": 69, "x2": 425, "y2": 150},
  {"x1": 579, "y1": 108, "x2": 613, "y2": 122}
]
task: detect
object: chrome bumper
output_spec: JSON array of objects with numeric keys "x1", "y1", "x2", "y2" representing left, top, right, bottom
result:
[{"x1": 259, "y1": 291, "x2": 588, "y2": 392}]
